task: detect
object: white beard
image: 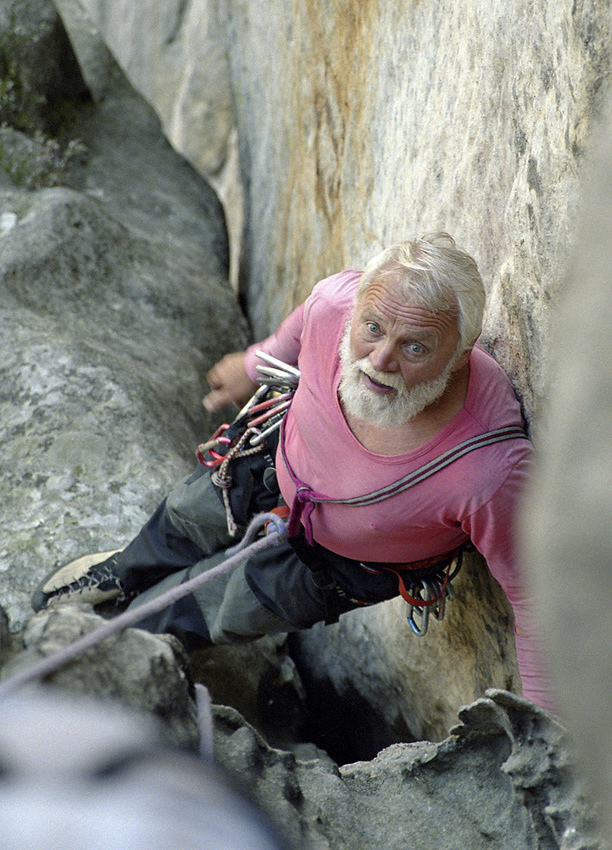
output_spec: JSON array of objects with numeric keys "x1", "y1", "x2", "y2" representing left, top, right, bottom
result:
[{"x1": 337, "y1": 320, "x2": 456, "y2": 427}]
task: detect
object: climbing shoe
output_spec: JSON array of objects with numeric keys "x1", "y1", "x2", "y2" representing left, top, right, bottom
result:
[{"x1": 31, "y1": 550, "x2": 124, "y2": 612}]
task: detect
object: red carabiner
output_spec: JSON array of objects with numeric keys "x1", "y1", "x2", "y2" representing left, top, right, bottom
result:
[{"x1": 196, "y1": 424, "x2": 233, "y2": 467}]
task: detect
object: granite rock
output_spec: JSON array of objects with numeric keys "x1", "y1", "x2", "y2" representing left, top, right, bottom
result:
[
  {"x1": 0, "y1": 53, "x2": 249, "y2": 630},
  {"x1": 522, "y1": 93, "x2": 612, "y2": 841}
]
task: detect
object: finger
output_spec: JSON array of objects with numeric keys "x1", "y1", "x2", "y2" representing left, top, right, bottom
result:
[
  {"x1": 206, "y1": 367, "x2": 221, "y2": 390},
  {"x1": 202, "y1": 390, "x2": 227, "y2": 412}
]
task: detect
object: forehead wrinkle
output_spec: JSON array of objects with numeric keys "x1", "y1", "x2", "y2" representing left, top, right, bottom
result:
[{"x1": 357, "y1": 281, "x2": 459, "y2": 337}]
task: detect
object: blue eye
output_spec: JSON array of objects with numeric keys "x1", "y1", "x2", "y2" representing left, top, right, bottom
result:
[{"x1": 365, "y1": 322, "x2": 380, "y2": 335}]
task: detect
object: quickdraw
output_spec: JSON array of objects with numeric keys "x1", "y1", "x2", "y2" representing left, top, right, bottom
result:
[{"x1": 197, "y1": 351, "x2": 300, "y2": 534}]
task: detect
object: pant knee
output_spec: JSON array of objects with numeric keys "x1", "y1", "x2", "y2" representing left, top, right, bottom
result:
[
  {"x1": 165, "y1": 469, "x2": 231, "y2": 552},
  {"x1": 209, "y1": 568, "x2": 298, "y2": 644}
]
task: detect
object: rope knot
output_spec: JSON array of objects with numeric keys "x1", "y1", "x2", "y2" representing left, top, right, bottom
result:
[{"x1": 288, "y1": 486, "x2": 317, "y2": 543}]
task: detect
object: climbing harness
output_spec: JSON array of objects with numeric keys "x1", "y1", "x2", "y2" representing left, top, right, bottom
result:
[
  {"x1": 280, "y1": 421, "x2": 529, "y2": 635},
  {"x1": 197, "y1": 351, "x2": 300, "y2": 536}
]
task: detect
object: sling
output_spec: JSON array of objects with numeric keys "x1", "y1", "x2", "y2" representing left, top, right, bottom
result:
[{"x1": 280, "y1": 422, "x2": 529, "y2": 544}]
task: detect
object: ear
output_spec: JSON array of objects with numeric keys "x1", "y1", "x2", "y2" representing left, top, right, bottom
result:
[{"x1": 451, "y1": 345, "x2": 474, "y2": 372}]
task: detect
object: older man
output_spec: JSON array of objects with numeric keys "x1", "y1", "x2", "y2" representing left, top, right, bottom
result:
[{"x1": 33, "y1": 233, "x2": 551, "y2": 710}]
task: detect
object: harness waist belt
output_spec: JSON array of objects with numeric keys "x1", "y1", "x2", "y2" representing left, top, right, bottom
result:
[{"x1": 361, "y1": 547, "x2": 462, "y2": 574}]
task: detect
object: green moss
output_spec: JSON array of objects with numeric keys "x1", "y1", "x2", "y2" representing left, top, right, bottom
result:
[
  {"x1": 0, "y1": 124, "x2": 85, "y2": 189},
  {"x1": 0, "y1": 2, "x2": 42, "y2": 133},
  {"x1": 0, "y1": 0, "x2": 86, "y2": 188}
]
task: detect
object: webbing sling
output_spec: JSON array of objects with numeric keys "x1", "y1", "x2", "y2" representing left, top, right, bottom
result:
[{"x1": 280, "y1": 423, "x2": 529, "y2": 544}]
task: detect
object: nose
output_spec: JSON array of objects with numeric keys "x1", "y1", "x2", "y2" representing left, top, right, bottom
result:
[{"x1": 369, "y1": 340, "x2": 398, "y2": 372}]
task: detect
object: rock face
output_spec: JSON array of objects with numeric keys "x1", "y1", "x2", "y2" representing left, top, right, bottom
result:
[
  {"x1": 522, "y1": 95, "x2": 612, "y2": 840},
  {"x1": 1, "y1": 605, "x2": 200, "y2": 747},
  {"x1": 205, "y1": 692, "x2": 601, "y2": 849},
  {"x1": 50, "y1": 0, "x2": 612, "y2": 739},
  {"x1": 0, "y1": 56, "x2": 250, "y2": 630}
]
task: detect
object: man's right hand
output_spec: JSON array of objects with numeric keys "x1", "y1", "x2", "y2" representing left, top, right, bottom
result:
[{"x1": 202, "y1": 351, "x2": 259, "y2": 412}]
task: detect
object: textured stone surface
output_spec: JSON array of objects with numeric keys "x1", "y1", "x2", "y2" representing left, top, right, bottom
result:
[
  {"x1": 291, "y1": 549, "x2": 521, "y2": 756},
  {"x1": 522, "y1": 94, "x2": 612, "y2": 841},
  {"x1": 2, "y1": 605, "x2": 199, "y2": 747},
  {"x1": 0, "y1": 0, "x2": 89, "y2": 133},
  {"x1": 0, "y1": 71, "x2": 250, "y2": 630},
  {"x1": 54, "y1": 0, "x2": 244, "y2": 284},
  {"x1": 60, "y1": 0, "x2": 233, "y2": 176},
  {"x1": 189, "y1": 636, "x2": 308, "y2": 751},
  {"x1": 214, "y1": 691, "x2": 601, "y2": 850}
]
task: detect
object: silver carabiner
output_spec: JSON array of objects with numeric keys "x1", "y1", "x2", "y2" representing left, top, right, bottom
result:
[
  {"x1": 406, "y1": 582, "x2": 432, "y2": 636},
  {"x1": 429, "y1": 577, "x2": 446, "y2": 621},
  {"x1": 405, "y1": 558, "x2": 459, "y2": 635}
]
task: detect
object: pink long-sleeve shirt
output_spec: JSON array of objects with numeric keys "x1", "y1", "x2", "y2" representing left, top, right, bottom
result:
[{"x1": 245, "y1": 271, "x2": 553, "y2": 710}]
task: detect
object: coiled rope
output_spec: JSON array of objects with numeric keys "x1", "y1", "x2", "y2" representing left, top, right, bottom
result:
[{"x1": 0, "y1": 513, "x2": 287, "y2": 701}]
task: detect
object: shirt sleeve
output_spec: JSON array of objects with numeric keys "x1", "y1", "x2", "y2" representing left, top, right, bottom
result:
[
  {"x1": 243, "y1": 302, "x2": 306, "y2": 382},
  {"x1": 243, "y1": 270, "x2": 361, "y2": 382},
  {"x1": 462, "y1": 452, "x2": 557, "y2": 712}
]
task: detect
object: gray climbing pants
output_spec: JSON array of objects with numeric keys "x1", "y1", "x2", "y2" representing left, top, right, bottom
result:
[{"x1": 108, "y1": 450, "x2": 400, "y2": 651}]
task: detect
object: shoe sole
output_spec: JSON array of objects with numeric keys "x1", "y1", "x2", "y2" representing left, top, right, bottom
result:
[{"x1": 31, "y1": 550, "x2": 123, "y2": 612}]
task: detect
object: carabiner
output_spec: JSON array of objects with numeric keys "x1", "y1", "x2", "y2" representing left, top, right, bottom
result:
[
  {"x1": 406, "y1": 582, "x2": 432, "y2": 636},
  {"x1": 196, "y1": 424, "x2": 233, "y2": 467}
]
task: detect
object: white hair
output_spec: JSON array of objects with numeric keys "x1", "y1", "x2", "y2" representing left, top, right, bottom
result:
[{"x1": 357, "y1": 232, "x2": 485, "y2": 353}]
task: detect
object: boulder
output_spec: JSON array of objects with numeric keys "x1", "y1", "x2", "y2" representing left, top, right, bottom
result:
[
  {"x1": 52, "y1": 0, "x2": 243, "y2": 285},
  {"x1": 213, "y1": 691, "x2": 600, "y2": 849},
  {"x1": 0, "y1": 9, "x2": 311, "y2": 757},
  {"x1": 1, "y1": 604, "x2": 199, "y2": 747},
  {"x1": 522, "y1": 94, "x2": 612, "y2": 840},
  {"x1": 0, "y1": 41, "x2": 249, "y2": 631}
]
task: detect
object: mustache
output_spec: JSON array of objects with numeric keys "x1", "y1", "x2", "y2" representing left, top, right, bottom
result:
[{"x1": 352, "y1": 358, "x2": 408, "y2": 394}]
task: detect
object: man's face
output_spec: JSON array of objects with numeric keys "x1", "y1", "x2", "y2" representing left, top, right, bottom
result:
[{"x1": 338, "y1": 275, "x2": 465, "y2": 426}]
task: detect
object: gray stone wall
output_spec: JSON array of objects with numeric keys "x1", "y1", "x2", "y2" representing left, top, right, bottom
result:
[
  {"x1": 65, "y1": 0, "x2": 612, "y2": 421},
  {"x1": 522, "y1": 94, "x2": 612, "y2": 840}
]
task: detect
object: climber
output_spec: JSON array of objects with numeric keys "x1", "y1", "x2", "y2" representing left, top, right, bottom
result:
[{"x1": 32, "y1": 232, "x2": 552, "y2": 711}]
